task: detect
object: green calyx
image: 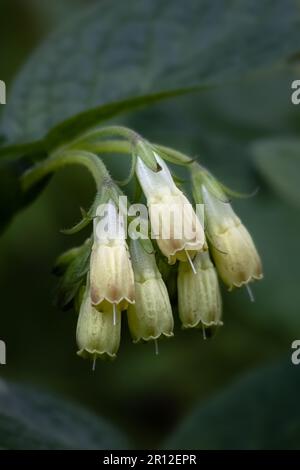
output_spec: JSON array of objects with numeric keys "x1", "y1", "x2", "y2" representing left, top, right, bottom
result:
[
  {"x1": 54, "y1": 239, "x2": 92, "y2": 310},
  {"x1": 191, "y1": 162, "x2": 228, "y2": 204},
  {"x1": 191, "y1": 161, "x2": 258, "y2": 204},
  {"x1": 132, "y1": 138, "x2": 161, "y2": 173}
]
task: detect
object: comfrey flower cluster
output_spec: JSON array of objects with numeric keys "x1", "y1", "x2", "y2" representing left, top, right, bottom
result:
[{"x1": 23, "y1": 126, "x2": 263, "y2": 364}]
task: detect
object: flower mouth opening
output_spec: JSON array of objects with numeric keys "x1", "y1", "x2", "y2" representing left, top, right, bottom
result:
[
  {"x1": 181, "y1": 319, "x2": 223, "y2": 330},
  {"x1": 132, "y1": 331, "x2": 174, "y2": 344},
  {"x1": 91, "y1": 294, "x2": 135, "y2": 309},
  {"x1": 227, "y1": 273, "x2": 264, "y2": 291},
  {"x1": 77, "y1": 349, "x2": 117, "y2": 361}
]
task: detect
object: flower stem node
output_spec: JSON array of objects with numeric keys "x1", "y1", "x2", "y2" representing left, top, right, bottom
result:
[
  {"x1": 90, "y1": 200, "x2": 135, "y2": 310},
  {"x1": 127, "y1": 239, "x2": 174, "y2": 343},
  {"x1": 76, "y1": 288, "x2": 121, "y2": 360},
  {"x1": 133, "y1": 138, "x2": 161, "y2": 172},
  {"x1": 136, "y1": 154, "x2": 205, "y2": 264},
  {"x1": 178, "y1": 252, "x2": 223, "y2": 331}
]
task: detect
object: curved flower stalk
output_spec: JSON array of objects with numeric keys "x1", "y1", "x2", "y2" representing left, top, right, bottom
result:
[
  {"x1": 135, "y1": 150, "x2": 205, "y2": 264},
  {"x1": 127, "y1": 239, "x2": 174, "y2": 343},
  {"x1": 192, "y1": 164, "x2": 263, "y2": 290},
  {"x1": 76, "y1": 285, "x2": 121, "y2": 361},
  {"x1": 178, "y1": 251, "x2": 222, "y2": 332},
  {"x1": 90, "y1": 200, "x2": 135, "y2": 311}
]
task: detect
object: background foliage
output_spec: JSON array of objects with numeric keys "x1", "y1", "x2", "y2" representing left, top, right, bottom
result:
[{"x1": 0, "y1": 0, "x2": 300, "y2": 449}]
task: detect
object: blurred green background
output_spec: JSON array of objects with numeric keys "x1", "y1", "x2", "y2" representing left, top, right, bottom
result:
[{"x1": 0, "y1": 0, "x2": 300, "y2": 449}]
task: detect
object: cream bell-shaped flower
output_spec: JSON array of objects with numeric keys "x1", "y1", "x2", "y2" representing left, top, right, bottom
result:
[
  {"x1": 127, "y1": 239, "x2": 174, "y2": 343},
  {"x1": 178, "y1": 251, "x2": 222, "y2": 331},
  {"x1": 136, "y1": 154, "x2": 205, "y2": 264},
  {"x1": 76, "y1": 287, "x2": 121, "y2": 360},
  {"x1": 202, "y1": 186, "x2": 263, "y2": 289},
  {"x1": 89, "y1": 200, "x2": 135, "y2": 311}
]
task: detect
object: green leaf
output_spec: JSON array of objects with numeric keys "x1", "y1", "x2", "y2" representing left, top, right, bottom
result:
[
  {"x1": 2, "y1": 0, "x2": 300, "y2": 145},
  {"x1": 252, "y1": 138, "x2": 300, "y2": 208},
  {"x1": 0, "y1": 159, "x2": 24, "y2": 232},
  {"x1": 52, "y1": 245, "x2": 83, "y2": 276},
  {"x1": 0, "y1": 156, "x2": 51, "y2": 233},
  {"x1": 0, "y1": 379, "x2": 128, "y2": 449},
  {"x1": 0, "y1": 141, "x2": 50, "y2": 234},
  {"x1": 166, "y1": 360, "x2": 300, "y2": 450},
  {"x1": 0, "y1": 140, "x2": 44, "y2": 160},
  {"x1": 54, "y1": 240, "x2": 92, "y2": 310}
]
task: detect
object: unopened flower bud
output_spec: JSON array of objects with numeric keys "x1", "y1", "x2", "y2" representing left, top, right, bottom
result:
[
  {"x1": 136, "y1": 154, "x2": 205, "y2": 264},
  {"x1": 76, "y1": 287, "x2": 121, "y2": 360},
  {"x1": 202, "y1": 186, "x2": 263, "y2": 289},
  {"x1": 127, "y1": 239, "x2": 174, "y2": 342},
  {"x1": 53, "y1": 246, "x2": 82, "y2": 276},
  {"x1": 90, "y1": 200, "x2": 135, "y2": 310},
  {"x1": 178, "y1": 252, "x2": 222, "y2": 329}
]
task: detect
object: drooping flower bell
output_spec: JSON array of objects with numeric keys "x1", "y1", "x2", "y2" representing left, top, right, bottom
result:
[
  {"x1": 135, "y1": 149, "x2": 205, "y2": 264},
  {"x1": 76, "y1": 285, "x2": 121, "y2": 360},
  {"x1": 89, "y1": 200, "x2": 135, "y2": 311},
  {"x1": 192, "y1": 165, "x2": 263, "y2": 290},
  {"x1": 177, "y1": 251, "x2": 222, "y2": 332},
  {"x1": 127, "y1": 239, "x2": 174, "y2": 343}
]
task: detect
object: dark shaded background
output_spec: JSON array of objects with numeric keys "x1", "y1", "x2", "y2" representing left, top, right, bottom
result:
[{"x1": 0, "y1": 0, "x2": 299, "y2": 449}]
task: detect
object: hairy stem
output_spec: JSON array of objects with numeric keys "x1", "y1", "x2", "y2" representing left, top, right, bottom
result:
[
  {"x1": 73, "y1": 138, "x2": 193, "y2": 166},
  {"x1": 69, "y1": 125, "x2": 139, "y2": 147},
  {"x1": 153, "y1": 144, "x2": 193, "y2": 165},
  {"x1": 21, "y1": 149, "x2": 111, "y2": 192},
  {"x1": 75, "y1": 140, "x2": 131, "y2": 154}
]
